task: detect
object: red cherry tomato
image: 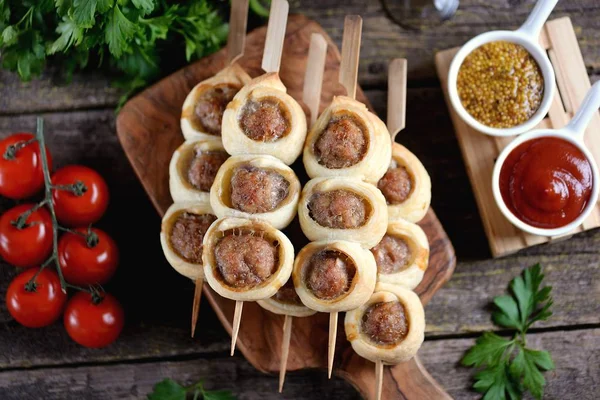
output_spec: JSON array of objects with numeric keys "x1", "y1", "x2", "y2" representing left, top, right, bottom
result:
[
  {"x1": 64, "y1": 292, "x2": 124, "y2": 348},
  {"x1": 0, "y1": 204, "x2": 53, "y2": 267},
  {"x1": 58, "y1": 228, "x2": 119, "y2": 286},
  {"x1": 0, "y1": 133, "x2": 52, "y2": 199},
  {"x1": 51, "y1": 165, "x2": 109, "y2": 226},
  {"x1": 6, "y1": 267, "x2": 67, "y2": 328}
]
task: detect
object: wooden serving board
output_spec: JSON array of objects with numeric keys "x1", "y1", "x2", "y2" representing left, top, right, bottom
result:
[
  {"x1": 435, "y1": 17, "x2": 600, "y2": 258},
  {"x1": 117, "y1": 15, "x2": 456, "y2": 400}
]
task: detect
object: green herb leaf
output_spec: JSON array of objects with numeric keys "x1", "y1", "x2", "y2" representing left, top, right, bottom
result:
[
  {"x1": 492, "y1": 295, "x2": 522, "y2": 330},
  {"x1": 202, "y1": 389, "x2": 237, "y2": 400},
  {"x1": 72, "y1": 0, "x2": 97, "y2": 25},
  {"x1": 48, "y1": 16, "x2": 83, "y2": 54},
  {"x1": 462, "y1": 332, "x2": 514, "y2": 368},
  {"x1": 105, "y1": 5, "x2": 136, "y2": 57},
  {"x1": 131, "y1": 0, "x2": 155, "y2": 16},
  {"x1": 147, "y1": 378, "x2": 187, "y2": 400},
  {"x1": 97, "y1": 0, "x2": 114, "y2": 13},
  {"x1": 1, "y1": 25, "x2": 17, "y2": 46}
]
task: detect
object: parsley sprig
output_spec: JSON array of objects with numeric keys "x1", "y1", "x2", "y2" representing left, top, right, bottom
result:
[
  {"x1": 148, "y1": 378, "x2": 236, "y2": 400},
  {"x1": 462, "y1": 264, "x2": 555, "y2": 400}
]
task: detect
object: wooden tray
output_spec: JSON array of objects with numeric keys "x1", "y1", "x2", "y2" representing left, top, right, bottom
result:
[
  {"x1": 117, "y1": 15, "x2": 456, "y2": 400},
  {"x1": 435, "y1": 17, "x2": 600, "y2": 258}
]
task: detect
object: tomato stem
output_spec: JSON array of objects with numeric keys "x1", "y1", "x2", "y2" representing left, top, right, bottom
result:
[
  {"x1": 51, "y1": 180, "x2": 88, "y2": 196},
  {"x1": 11, "y1": 200, "x2": 48, "y2": 229},
  {"x1": 3, "y1": 138, "x2": 35, "y2": 160}
]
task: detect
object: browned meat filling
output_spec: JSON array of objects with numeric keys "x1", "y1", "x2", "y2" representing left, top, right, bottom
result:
[
  {"x1": 170, "y1": 213, "x2": 217, "y2": 263},
  {"x1": 308, "y1": 190, "x2": 369, "y2": 229},
  {"x1": 191, "y1": 84, "x2": 240, "y2": 135},
  {"x1": 230, "y1": 166, "x2": 290, "y2": 213},
  {"x1": 240, "y1": 98, "x2": 290, "y2": 141},
  {"x1": 187, "y1": 150, "x2": 228, "y2": 192},
  {"x1": 305, "y1": 250, "x2": 356, "y2": 300},
  {"x1": 273, "y1": 279, "x2": 302, "y2": 305},
  {"x1": 215, "y1": 231, "x2": 279, "y2": 289},
  {"x1": 378, "y1": 167, "x2": 413, "y2": 204},
  {"x1": 314, "y1": 114, "x2": 367, "y2": 168},
  {"x1": 361, "y1": 301, "x2": 408, "y2": 345},
  {"x1": 371, "y1": 235, "x2": 413, "y2": 274}
]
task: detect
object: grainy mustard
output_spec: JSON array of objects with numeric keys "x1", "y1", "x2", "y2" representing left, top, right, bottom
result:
[{"x1": 457, "y1": 41, "x2": 544, "y2": 128}]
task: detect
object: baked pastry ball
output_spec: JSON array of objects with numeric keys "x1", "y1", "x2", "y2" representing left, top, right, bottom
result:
[
  {"x1": 345, "y1": 282, "x2": 425, "y2": 365},
  {"x1": 371, "y1": 219, "x2": 429, "y2": 290},
  {"x1": 202, "y1": 217, "x2": 294, "y2": 301},
  {"x1": 160, "y1": 202, "x2": 217, "y2": 280},
  {"x1": 257, "y1": 278, "x2": 317, "y2": 318},
  {"x1": 292, "y1": 240, "x2": 377, "y2": 313},
  {"x1": 303, "y1": 96, "x2": 392, "y2": 184},
  {"x1": 210, "y1": 154, "x2": 300, "y2": 229},
  {"x1": 377, "y1": 143, "x2": 431, "y2": 223},
  {"x1": 298, "y1": 177, "x2": 388, "y2": 249},
  {"x1": 181, "y1": 63, "x2": 252, "y2": 140},
  {"x1": 221, "y1": 72, "x2": 307, "y2": 165},
  {"x1": 169, "y1": 138, "x2": 228, "y2": 204}
]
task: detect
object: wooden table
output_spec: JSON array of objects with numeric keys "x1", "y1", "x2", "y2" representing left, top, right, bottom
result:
[{"x1": 0, "y1": 1, "x2": 599, "y2": 398}]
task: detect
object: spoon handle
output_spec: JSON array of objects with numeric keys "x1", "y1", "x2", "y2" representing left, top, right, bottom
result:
[
  {"x1": 565, "y1": 81, "x2": 600, "y2": 138},
  {"x1": 518, "y1": 0, "x2": 559, "y2": 39}
]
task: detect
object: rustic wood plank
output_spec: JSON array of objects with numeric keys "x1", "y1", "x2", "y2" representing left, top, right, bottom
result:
[{"x1": 0, "y1": 328, "x2": 597, "y2": 400}]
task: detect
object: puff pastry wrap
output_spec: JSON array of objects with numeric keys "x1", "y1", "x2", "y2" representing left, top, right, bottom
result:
[
  {"x1": 298, "y1": 176, "x2": 388, "y2": 249},
  {"x1": 345, "y1": 282, "x2": 425, "y2": 365},
  {"x1": 257, "y1": 278, "x2": 317, "y2": 318},
  {"x1": 210, "y1": 154, "x2": 300, "y2": 230},
  {"x1": 169, "y1": 138, "x2": 227, "y2": 204},
  {"x1": 160, "y1": 202, "x2": 216, "y2": 281},
  {"x1": 292, "y1": 240, "x2": 377, "y2": 313},
  {"x1": 221, "y1": 72, "x2": 307, "y2": 165},
  {"x1": 371, "y1": 218, "x2": 429, "y2": 290},
  {"x1": 378, "y1": 143, "x2": 431, "y2": 223},
  {"x1": 202, "y1": 217, "x2": 294, "y2": 302},
  {"x1": 181, "y1": 64, "x2": 252, "y2": 141},
  {"x1": 303, "y1": 95, "x2": 392, "y2": 184}
]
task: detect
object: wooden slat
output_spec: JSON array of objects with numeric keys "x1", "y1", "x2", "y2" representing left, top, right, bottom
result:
[{"x1": 435, "y1": 17, "x2": 600, "y2": 257}]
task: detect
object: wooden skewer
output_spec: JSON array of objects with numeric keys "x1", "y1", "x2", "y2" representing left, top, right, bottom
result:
[
  {"x1": 328, "y1": 311, "x2": 338, "y2": 379},
  {"x1": 387, "y1": 58, "x2": 408, "y2": 140},
  {"x1": 231, "y1": 300, "x2": 244, "y2": 356},
  {"x1": 375, "y1": 359, "x2": 384, "y2": 400},
  {"x1": 261, "y1": 0, "x2": 289, "y2": 73},
  {"x1": 339, "y1": 15, "x2": 362, "y2": 100},
  {"x1": 278, "y1": 314, "x2": 293, "y2": 392},
  {"x1": 190, "y1": 277, "x2": 203, "y2": 337},
  {"x1": 226, "y1": 0, "x2": 250, "y2": 65},
  {"x1": 302, "y1": 33, "x2": 328, "y2": 126}
]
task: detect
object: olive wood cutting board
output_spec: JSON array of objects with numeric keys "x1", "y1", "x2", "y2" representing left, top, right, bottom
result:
[
  {"x1": 435, "y1": 17, "x2": 600, "y2": 258},
  {"x1": 117, "y1": 14, "x2": 456, "y2": 400}
]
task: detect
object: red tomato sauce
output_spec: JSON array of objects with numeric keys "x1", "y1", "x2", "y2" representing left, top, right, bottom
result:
[{"x1": 499, "y1": 137, "x2": 593, "y2": 229}]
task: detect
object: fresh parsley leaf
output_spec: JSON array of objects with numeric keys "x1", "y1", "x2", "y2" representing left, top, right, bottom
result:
[
  {"x1": 1, "y1": 25, "x2": 17, "y2": 46},
  {"x1": 48, "y1": 15, "x2": 83, "y2": 54},
  {"x1": 201, "y1": 389, "x2": 236, "y2": 400},
  {"x1": 463, "y1": 265, "x2": 554, "y2": 400},
  {"x1": 72, "y1": 0, "x2": 96, "y2": 26},
  {"x1": 147, "y1": 378, "x2": 187, "y2": 400},
  {"x1": 97, "y1": 0, "x2": 113, "y2": 13},
  {"x1": 105, "y1": 5, "x2": 136, "y2": 57},
  {"x1": 131, "y1": 0, "x2": 155, "y2": 16}
]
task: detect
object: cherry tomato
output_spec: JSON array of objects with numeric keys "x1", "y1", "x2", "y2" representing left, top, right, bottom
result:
[
  {"x1": 0, "y1": 204, "x2": 53, "y2": 267},
  {"x1": 58, "y1": 228, "x2": 119, "y2": 286},
  {"x1": 0, "y1": 133, "x2": 52, "y2": 199},
  {"x1": 64, "y1": 292, "x2": 124, "y2": 348},
  {"x1": 51, "y1": 165, "x2": 109, "y2": 227},
  {"x1": 6, "y1": 267, "x2": 67, "y2": 328}
]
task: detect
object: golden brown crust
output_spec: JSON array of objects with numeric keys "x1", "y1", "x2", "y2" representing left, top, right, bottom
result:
[
  {"x1": 344, "y1": 283, "x2": 425, "y2": 364},
  {"x1": 221, "y1": 73, "x2": 307, "y2": 165},
  {"x1": 303, "y1": 96, "x2": 392, "y2": 184}
]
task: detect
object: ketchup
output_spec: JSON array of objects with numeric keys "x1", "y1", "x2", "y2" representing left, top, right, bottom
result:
[{"x1": 499, "y1": 137, "x2": 593, "y2": 229}]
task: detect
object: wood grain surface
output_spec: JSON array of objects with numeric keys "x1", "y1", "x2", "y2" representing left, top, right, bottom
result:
[
  {"x1": 116, "y1": 14, "x2": 456, "y2": 399},
  {"x1": 0, "y1": 1, "x2": 599, "y2": 398}
]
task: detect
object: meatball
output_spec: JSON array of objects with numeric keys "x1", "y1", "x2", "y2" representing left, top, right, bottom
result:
[
  {"x1": 273, "y1": 279, "x2": 301, "y2": 305},
  {"x1": 305, "y1": 250, "x2": 356, "y2": 300},
  {"x1": 230, "y1": 166, "x2": 290, "y2": 213},
  {"x1": 308, "y1": 190, "x2": 369, "y2": 229},
  {"x1": 215, "y1": 232, "x2": 278, "y2": 289},
  {"x1": 371, "y1": 235, "x2": 412, "y2": 274},
  {"x1": 170, "y1": 213, "x2": 217, "y2": 263},
  {"x1": 314, "y1": 115, "x2": 367, "y2": 168},
  {"x1": 240, "y1": 98, "x2": 289, "y2": 141},
  {"x1": 187, "y1": 150, "x2": 228, "y2": 192},
  {"x1": 192, "y1": 84, "x2": 239, "y2": 135},
  {"x1": 378, "y1": 167, "x2": 413, "y2": 204},
  {"x1": 361, "y1": 301, "x2": 408, "y2": 345}
]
